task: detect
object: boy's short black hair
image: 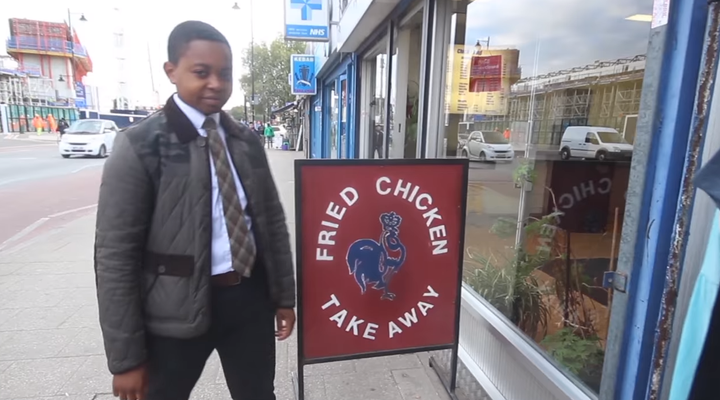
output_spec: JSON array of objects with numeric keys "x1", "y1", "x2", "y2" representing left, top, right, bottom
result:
[{"x1": 167, "y1": 21, "x2": 231, "y2": 64}]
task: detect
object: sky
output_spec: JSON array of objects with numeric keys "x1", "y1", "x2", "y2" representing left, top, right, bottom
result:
[
  {"x1": 1, "y1": 0, "x2": 286, "y2": 109},
  {"x1": 462, "y1": 0, "x2": 654, "y2": 77},
  {"x1": 1, "y1": 0, "x2": 656, "y2": 110}
]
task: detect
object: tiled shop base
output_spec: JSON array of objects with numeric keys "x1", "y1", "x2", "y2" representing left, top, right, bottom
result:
[{"x1": 430, "y1": 350, "x2": 493, "y2": 400}]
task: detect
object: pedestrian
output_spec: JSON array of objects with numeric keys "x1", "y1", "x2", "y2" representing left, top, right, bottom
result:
[
  {"x1": 58, "y1": 118, "x2": 69, "y2": 135},
  {"x1": 373, "y1": 124, "x2": 384, "y2": 158},
  {"x1": 47, "y1": 114, "x2": 57, "y2": 133},
  {"x1": 264, "y1": 122, "x2": 274, "y2": 149},
  {"x1": 32, "y1": 114, "x2": 44, "y2": 135},
  {"x1": 94, "y1": 20, "x2": 295, "y2": 400},
  {"x1": 253, "y1": 124, "x2": 264, "y2": 144}
]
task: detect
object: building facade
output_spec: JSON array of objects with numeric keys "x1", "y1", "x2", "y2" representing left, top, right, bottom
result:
[
  {"x1": 1, "y1": 18, "x2": 95, "y2": 133},
  {"x1": 303, "y1": 0, "x2": 720, "y2": 399},
  {"x1": 6, "y1": 18, "x2": 93, "y2": 104}
]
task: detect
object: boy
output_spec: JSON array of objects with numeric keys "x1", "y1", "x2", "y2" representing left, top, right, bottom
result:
[{"x1": 94, "y1": 21, "x2": 295, "y2": 400}]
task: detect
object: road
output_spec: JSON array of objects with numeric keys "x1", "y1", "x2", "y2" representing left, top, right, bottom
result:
[
  {"x1": 0, "y1": 137, "x2": 105, "y2": 252},
  {"x1": 0, "y1": 150, "x2": 451, "y2": 400},
  {"x1": 0, "y1": 134, "x2": 526, "y2": 253}
]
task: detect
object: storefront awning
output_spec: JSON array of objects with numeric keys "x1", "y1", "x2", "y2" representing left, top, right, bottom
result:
[
  {"x1": 0, "y1": 68, "x2": 26, "y2": 77},
  {"x1": 272, "y1": 101, "x2": 297, "y2": 114},
  {"x1": 337, "y1": 0, "x2": 403, "y2": 53}
]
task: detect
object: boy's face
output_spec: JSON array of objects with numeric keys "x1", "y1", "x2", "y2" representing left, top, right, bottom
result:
[{"x1": 164, "y1": 40, "x2": 232, "y2": 115}]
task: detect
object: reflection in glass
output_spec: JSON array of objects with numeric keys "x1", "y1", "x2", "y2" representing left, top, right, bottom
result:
[
  {"x1": 341, "y1": 79, "x2": 348, "y2": 158},
  {"x1": 597, "y1": 130, "x2": 628, "y2": 144},
  {"x1": 447, "y1": 0, "x2": 653, "y2": 392},
  {"x1": 373, "y1": 53, "x2": 388, "y2": 158},
  {"x1": 390, "y1": 11, "x2": 424, "y2": 159},
  {"x1": 329, "y1": 86, "x2": 338, "y2": 159},
  {"x1": 387, "y1": 49, "x2": 398, "y2": 158},
  {"x1": 482, "y1": 131, "x2": 508, "y2": 144}
]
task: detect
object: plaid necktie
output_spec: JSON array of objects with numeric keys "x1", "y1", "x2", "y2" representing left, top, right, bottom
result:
[{"x1": 203, "y1": 117, "x2": 256, "y2": 277}]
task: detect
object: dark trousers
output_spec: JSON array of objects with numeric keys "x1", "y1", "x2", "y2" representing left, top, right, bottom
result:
[
  {"x1": 146, "y1": 270, "x2": 276, "y2": 400},
  {"x1": 374, "y1": 146, "x2": 383, "y2": 158}
]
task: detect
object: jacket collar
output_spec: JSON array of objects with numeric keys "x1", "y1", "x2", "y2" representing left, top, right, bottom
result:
[
  {"x1": 172, "y1": 94, "x2": 220, "y2": 134},
  {"x1": 163, "y1": 95, "x2": 246, "y2": 144}
]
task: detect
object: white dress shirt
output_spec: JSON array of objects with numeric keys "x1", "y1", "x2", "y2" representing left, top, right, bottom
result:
[{"x1": 173, "y1": 94, "x2": 254, "y2": 276}]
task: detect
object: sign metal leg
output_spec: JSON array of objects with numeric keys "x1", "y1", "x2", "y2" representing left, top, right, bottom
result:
[
  {"x1": 292, "y1": 364, "x2": 304, "y2": 400},
  {"x1": 429, "y1": 348, "x2": 460, "y2": 400}
]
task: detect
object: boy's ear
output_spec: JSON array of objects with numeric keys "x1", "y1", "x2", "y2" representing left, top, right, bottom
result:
[{"x1": 164, "y1": 62, "x2": 177, "y2": 84}]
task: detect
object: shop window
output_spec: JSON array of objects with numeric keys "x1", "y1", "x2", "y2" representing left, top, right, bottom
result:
[
  {"x1": 439, "y1": 0, "x2": 654, "y2": 393},
  {"x1": 340, "y1": 79, "x2": 348, "y2": 158},
  {"x1": 328, "y1": 85, "x2": 339, "y2": 159},
  {"x1": 360, "y1": 41, "x2": 389, "y2": 158},
  {"x1": 387, "y1": 43, "x2": 398, "y2": 158},
  {"x1": 387, "y1": 10, "x2": 423, "y2": 159}
]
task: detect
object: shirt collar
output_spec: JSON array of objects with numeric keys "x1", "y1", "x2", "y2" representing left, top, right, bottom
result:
[{"x1": 172, "y1": 93, "x2": 220, "y2": 132}]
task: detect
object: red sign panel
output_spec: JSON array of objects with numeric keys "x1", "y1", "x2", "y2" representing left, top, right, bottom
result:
[
  {"x1": 546, "y1": 161, "x2": 617, "y2": 234},
  {"x1": 296, "y1": 160, "x2": 468, "y2": 362},
  {"x1": 10, "y1": 19, "x2": 69, "y2": 40},
  {"x1": 470, "y1": 55, "x2": 503, "y2": 93}
]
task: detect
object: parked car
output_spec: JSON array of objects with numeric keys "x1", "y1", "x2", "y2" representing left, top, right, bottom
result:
[
  {"x1": 271, "y1": 125, "x2": 287, "y2": 148},
  {"x1": 559, "y1": 126, "x2": 633, "y2": 161},
  {"x1": 456, "y1": 133, "x2": 470, "y2": 153},
  {"x1": 58, "y1": 119, "x2": 119, "y2": 158},
  {"x1": 459, "y1": 130, "x2": 515, "y2": 162}
]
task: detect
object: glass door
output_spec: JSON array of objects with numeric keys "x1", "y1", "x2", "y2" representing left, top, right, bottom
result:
[
  {"x1": 311, "y1": 98, "x2": 323, "y2": 158},
  {"x1": 339, "y1": 75, "x2": 348, "y2": 158},
  {"x1": 327, "y1": 82, "x2": 338, "y2": 159}
]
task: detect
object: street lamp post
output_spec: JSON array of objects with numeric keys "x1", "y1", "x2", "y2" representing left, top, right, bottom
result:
[
  {"x1": 65, "y1": 9, "x2": 87, "y2": 97},
  {"x1": 233, "y1": 1, "x2": 255, "y2": 124},
  {"x1": 243, "y1": 95, "x2": 249, "y2": 121}
]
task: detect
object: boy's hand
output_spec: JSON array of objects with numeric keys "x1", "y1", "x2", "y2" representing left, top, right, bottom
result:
[
  {"x1": 113, "y1": 364, "x2": 148, "y2": 400},
  {"x1": 275, "y1": 308, "x2": 296, "y2": 340}
]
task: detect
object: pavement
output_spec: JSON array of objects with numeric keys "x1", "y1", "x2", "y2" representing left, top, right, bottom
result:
[
  {"x1": 0, "y1": 149, "x2": 451, "y2": 400},
  {"x1": 1, "y1": 133, "x2": 60, "y2": 142}
]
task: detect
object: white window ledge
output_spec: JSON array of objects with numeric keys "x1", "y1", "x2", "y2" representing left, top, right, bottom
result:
[{"x1": 458, "y1": 284, "x2": 597, "y2": 400}]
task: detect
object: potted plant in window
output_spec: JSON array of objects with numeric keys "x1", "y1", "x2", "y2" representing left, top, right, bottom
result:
[
  {"x1": 541, "y1": 327, "x2": 605, "y2": 392},
  {"x1": 463, "y1": 207, "x2": 564, "y2": 339},
  {"x1": 465, "y1": 160, "x2": 610, "y2": 390}
]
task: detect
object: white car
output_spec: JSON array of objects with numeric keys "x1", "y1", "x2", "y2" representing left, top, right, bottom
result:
[
  {"x1": 459, "y1": 130, "x2": 515, "y2": 162},
  {"x1": 59, "y1": 119, "x2": 119, "y2": 158},
  {"x1": 559, "y1": 126, "x2": 633, "y2": 161},
  {"x1": 271, "y1": 125, "x2": 287, "y2": 148}
]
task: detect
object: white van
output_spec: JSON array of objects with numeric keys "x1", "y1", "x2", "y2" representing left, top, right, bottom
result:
[{"x1": 559, "y1": 126, "x2": 633, "y2": 161}]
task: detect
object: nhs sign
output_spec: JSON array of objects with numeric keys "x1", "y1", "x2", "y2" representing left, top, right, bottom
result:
[{"x1": 284, "y1": 0, "x2": 330, "y2": 42}]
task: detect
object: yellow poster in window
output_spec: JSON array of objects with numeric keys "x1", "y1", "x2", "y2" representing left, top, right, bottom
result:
[{"x1": 444, "y1": 46, "x2": 520, "y2": 115}]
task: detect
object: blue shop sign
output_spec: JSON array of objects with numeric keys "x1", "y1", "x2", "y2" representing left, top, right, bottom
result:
[
  {"x1": 284, "y1": 0, "x2": 329, "y2": 41},
  {"x1": 291, "y1": 55, "x2": 317, "y2": 95},
  {"x1": 75, "y1": 82, "x2": 86, "y2": 99}
]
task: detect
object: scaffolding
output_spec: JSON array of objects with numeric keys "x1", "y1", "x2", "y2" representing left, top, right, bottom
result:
[
  {"x1": 0, "y1": 77, "x2": 25, "y2": 104},
  {"x1": 0, "y1": 75, "x2": 55, "y2": 105},
  {"x1": 6, "y1": 18, "x2": 93, "y2": 80},
  {"x1": 472, "y1": 55, "x2": 646, "y2": 145},
  {"x1": 26, "y1": 76, "x2": 55, "y2": 104},
  {"x1": 600, "y1": 83, "x2": 642, "y2": 117},
  {"x1": 549, "y1": 89, "x2": 590, "y2": 119}
]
